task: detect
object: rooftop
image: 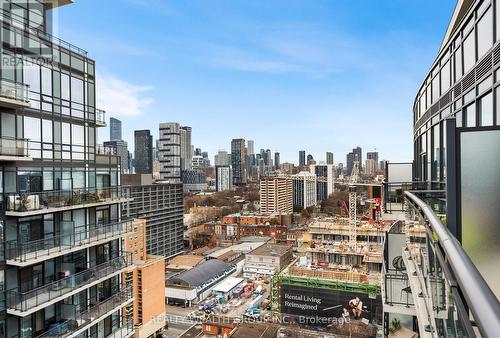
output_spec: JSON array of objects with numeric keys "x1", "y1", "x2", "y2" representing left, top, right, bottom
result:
[
  {"x1": 167, "y1": 259, "x2": 233, "y2": 288},
  {"x1": 212, "y1": 276, "x2": 245, "y2": 293},
  {"x1": 248, "y1": 243, "x2": 292, "y2": 257},
  {"x1": 166, "y1": 255, "x2": 205, "y2": 269}
]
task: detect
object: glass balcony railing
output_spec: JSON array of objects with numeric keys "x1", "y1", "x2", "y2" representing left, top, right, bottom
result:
[
  {"x1": 4, "y1": 219, "x2": 133, "y2": 264},
  {"x1": 6, "y1": 253, "x2": 132, "y2": 313},
  {"x1": 35, "y1": 287, "x2": 133, "y2": 338},
  {"x1": 4, "y1": 186, "x2": 129, "y2": 213},
  {"x1": 382, "y1": 180, "x2": 446, "y2": 213},
  {"x1": 403, "y1": 191, "x2": 500, "y2": 338},
  {"x1": 107, "y1": 318, "x2": 135, "y2": 338},
  {"x1": 0, "y1": 79, "x2": 30, "y2": 105},
  {"x1": 0, "y1": 136, "x2": 31, "y2": 158},
  {"x1": 96, "y1": 109, "x2": 106, "y2": 125}
]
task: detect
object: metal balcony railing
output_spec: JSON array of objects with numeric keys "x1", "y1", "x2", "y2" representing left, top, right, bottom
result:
[
  {"x1": 0, "y1": 9, "x2": 88, "y2": 57},
  {"x1": 0, "y1": 136, "x2": 31, "y2": 157},
  {"x1": 96, "y1": 108, "x2": 106, "y2": 125},
  {"x1": 6, "y1": 253, "x2": 132, "y2": 313},
  {"x1": 4, "y1": 186, "x2": 129, "y2": 213},
  {"x1": 0, "y1": 79, "x2": 30, "y2": 104},
  {"x1": 35, "y1": 286, "x2": 133, "y2": 338},
  {"x1": 4, "y1": 219, "x2": 133, "y2": 263},
  {"x1": 404, "y1": 191, "x2": 500, "y2": 338}
]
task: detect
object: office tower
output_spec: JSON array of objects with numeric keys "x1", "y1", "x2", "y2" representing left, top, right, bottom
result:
[
  {"x1": 365, "y1": 159, "x2": 377, "y2": 176},
  {"x1": 158, "y1": 123, "x2": 181, "y2": 181},
  {"x1": 109, "y1": 117, "x2": 122, "y2": 141},
  {"x1": 260, "y1": 176, "x2": 293, "y2": 213},
  {"x1": 306, "y1": 154, "x2": 314, "y2": 164},
  {"x1": 180, "y1": 126, "x2": 192, "y2": 170},
  {"x1": 265, "y1": 149, "x2": 272, "y2": 166},
  {"x1": 122, "y1": 175, "x2": 184, "y2": 258},
  {"x1": 215, "y1": 150, "x2": 230, "y2": 166},
  {"x1": 231, "y1": 138, "x2": 247, "y2": 185},
  {"x1": 310, "y1": 163, "x2": 335, "y2": 200},
  {"x1": 299, "y1": 150, "x2": 306, "y2": 166},
  {"x1": 274, "y1": 152, "x2": 280, "y2": 168},
  {"x1": 352, "y1": 146, "x2": 362, "y2": 170},
  {"x1": 216, "y1": 165, "x2": 232, "y2": 192},
  {"x1": 382, "y1": 1, "x2": 500, "y2": 336},
  {"x1": 292, "y1": 171, "x2": 317, "y2": 209},
  {"x1": 195, "y1": 148, "x2": 202, "y2": 156},
  {"x1": 201, "y1": 151, "x2": 210, "y2": 167},
  {"x1": 134, "y1": 130, "x2": 153, "y2": 174},
  {"x1": 367, "y1": 151, "x2": 379, "y2": 171},
  {"x1": 326, "y1": 152, "x2": 334, "y2": 165},
  {"x1": 0, "y1": 2, "x2": 134, "y2": 337},
  {"x1": 247, "y1": 140, "x2": 255, "y2": 155},
  {"x1": 104, "y1": 140, "x2": 129, "y2": 173}
]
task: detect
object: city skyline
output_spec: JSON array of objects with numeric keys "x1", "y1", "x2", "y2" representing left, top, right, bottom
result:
[{"x1": 58, "y1": 0, "x2": 455, "y2": 163}]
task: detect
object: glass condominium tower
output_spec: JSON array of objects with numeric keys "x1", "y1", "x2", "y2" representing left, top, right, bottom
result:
[
  {"x1": 0, "y1": 1, "x2": 134, "y2": 337},
  {"x1": 413, "y1": 0, "x2": 500, "y2": 298}
]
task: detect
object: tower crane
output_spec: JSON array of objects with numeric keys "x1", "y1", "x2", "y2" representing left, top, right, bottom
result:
[{"x1": 348, "y1": 185, "x2": 357, "y2": 249}]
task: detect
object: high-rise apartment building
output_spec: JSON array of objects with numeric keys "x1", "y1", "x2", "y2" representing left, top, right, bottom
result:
[
  {"x1": 352, "y1": 146, "x2": 362, "y2": 170},
  {"x1": 216, "y1": 165, "x2": 232, "y2": 192},
  {"x1": 346, "y1": 151, "x2": 355, "y2": 174},
  {"x1": 0, "y1": 2, "x2": 134, "y2": 336},
  {"x1": 367, "y1": 151, "x2": 379, "y2": 173},
  {"x1": 382, "y1": 1, "x2": 500, "y2": 336},
  {"x1": 326, "y1": 151, "x2": 334, "y2": 165},
  {"x1": 365, "y1": 158, "x2": 377, "y2": 176},
  {"x1": 180, "y1": 126, "x2": 192, "y2": 170},
  {"x1": 122, "y1": 175, "x2": 184, "y2": 258},
  {"x1": 310, "y1": 163, "x2": 334, "y2": 201},
  {"x1": 110, "y1": 117, "x2": 122, "y2": 141},
  {"x1": 274, "y1": 152, "x2": 280, "y2": 168},
  {"x1": 292, "y1": 171, "x2": 317, "y2": 209},
  {"x1": 231, "y1": 138, "x2": 246, "y2": 185},
  {"x1": 214, "y1": 149, "x2": 230, "y2": 166},
  {"x1": 104, "y1": 140, "x2": 129, "y2": 174},
  {"x1": 247, "y1": 140, "x2": 255, "y2": 155},
  {"x1": 259, "y1": 176, "x2": 293, "y2": 213},
  {"x1": 134, "y1": 130, "x2": 153, "y2": 174},
  {"x1": 299, "y1": 150, "x2": 306, "y2": 166},
  {"x1": 158, "y1": 122, "x2": 181, "y2": 181}
]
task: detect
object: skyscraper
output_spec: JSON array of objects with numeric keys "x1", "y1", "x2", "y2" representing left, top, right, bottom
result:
[
  {"x1": 158, "y1": 123, "x2": 181, "y2": 181},
  {"x1": 367, "y1": 151, "x2": 379, "y2": 171},
  {"x1": 0, "y1": 2, "x2": 133, "y2": 337},
  {"x1": 215, "y1": 150, "x2": 231, "y2": 166},
  {"x1": 180, "y1": 126, "x2": 193, "y2": 170},
  {"x1": 274, "y1": 152, "x2": 281, "y2": 168},
  {"x1": 299, "y1": 150, "x2": 306, "y2": 166},
  {"x1": 353, "y1": 146, "x2": 362, "y2": 170},
  {"x1": 326, "y1": 151, "x2": 334, "y2": 165},
  {"x1": 247, "y1": 140, "x2": 255, "y2": 155},
  {"x1": 104, "y1": 140, "x2": 130, "y2": 173},
  {"x1": 346, "y1": 152, "x2": 355, "y2": 175},
  {"x1": 110, "y1": 117, "x2": 122, "y2": 141},
  {"x1": 135, "y1": 130, "x2": 153, "y2": 174},
  {"x1": 231, "y1": 138, "x2": 247, "y2": 185}
]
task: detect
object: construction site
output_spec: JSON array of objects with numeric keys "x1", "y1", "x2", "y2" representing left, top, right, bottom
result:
[{"x1": 270, "y1": 162, "x2": 392, "y2": 338}]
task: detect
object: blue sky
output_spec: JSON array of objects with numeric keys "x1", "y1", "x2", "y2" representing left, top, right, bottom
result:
[{"x1": 56, "y1": 0, "x2": 455, "y2": 164}]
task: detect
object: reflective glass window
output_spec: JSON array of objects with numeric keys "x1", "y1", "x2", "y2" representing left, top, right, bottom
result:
[{"x1": 477, "y1": 7, "x2": 493, "y2": 60}]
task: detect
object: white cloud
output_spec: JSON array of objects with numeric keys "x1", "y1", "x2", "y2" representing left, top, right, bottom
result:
[{"x1": 96, "y1": 72, "x2": 154, "y2": 117}]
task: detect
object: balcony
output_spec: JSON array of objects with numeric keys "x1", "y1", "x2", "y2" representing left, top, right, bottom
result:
[
  {"x1": 96, "y1": 109, "x2": 107, "y2": 127},
  {"x1": 0, "y1": 137, "x2": 33, "y2": 162},
  {"x1": 4, "y1": 219, "x2": 133, "y2": 266},
  {"x1": 0, "y1": 8, "x2": 88, "y2": 57},
  {"x1": 0, "y1": 79, "x2": 30, "y2": 109},
  {"x1": 106, "y1": 318, "x2": 135, "y2": 338},
  {"x1": 6, "y1": 253, "x2": 132, "y2": 316},
  {"x1": 4, "y1": 186, "x2": 132, "y2": 217},
  {"x1": 382, "y1": 191, "x2": 500, "y2": 338},
  {"x1": 36, "y1": 287, "x2": 133, "y2": 338}
]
